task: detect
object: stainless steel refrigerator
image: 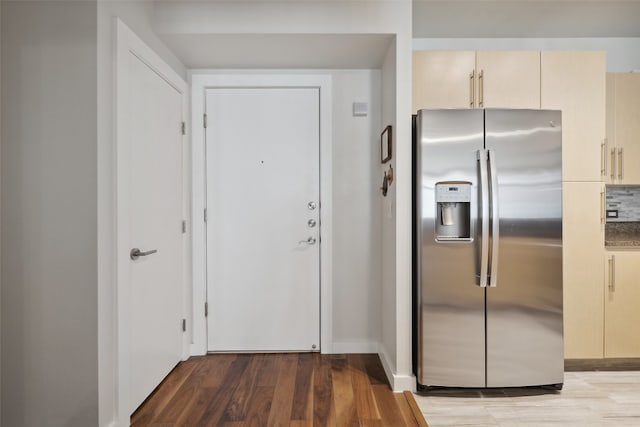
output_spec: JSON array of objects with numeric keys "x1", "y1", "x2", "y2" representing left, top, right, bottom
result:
[{"x1": 413, "y1": 109, "x2": 564, "y2": 390}]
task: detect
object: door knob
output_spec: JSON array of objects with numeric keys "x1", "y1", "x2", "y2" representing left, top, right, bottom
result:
[
  {"x1": 299, "y1": 237, "x2": 317, "y2": 245},
  {"x1": 130, "y1": 248, "x2": 158, "y2": 260}
]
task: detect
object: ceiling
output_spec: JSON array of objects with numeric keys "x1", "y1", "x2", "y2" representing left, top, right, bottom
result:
[
  {"x1": 413, "y1": 0, "x2": 640, "y2": 38},
  {"x1": 159, "y1": 33, "x2": 395, "y2": 69}
]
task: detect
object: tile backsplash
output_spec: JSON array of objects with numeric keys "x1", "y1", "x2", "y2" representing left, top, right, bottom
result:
[{"x1": 605, "y1": 185, "x2": 640, "y2": 222}]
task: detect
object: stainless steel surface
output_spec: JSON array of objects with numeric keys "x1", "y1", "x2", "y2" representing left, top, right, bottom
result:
[
  {"x1": 601, "y1": 139, "x2": 607, "y2": 177},
  {"x1": 611, "y1": 147, "x2": 617, "y2": 181},
  {"x1": 488, "y1": 149, "x2": 500, "y2": 288},
  {"x1": 300, "y1": 236, "x2": 316, "y2": 245},
  {"x1": 484, "y1": 109, "x2": 563, "y2": 388},
  {"x1": 130, "y1": 248, "x2": 158, "y2": 260},
  {"x1": 416, "y1": 109, "x2": 485, "y2": 388},
  {"x1": 478, "y1": 149, "x2": 489, "y2": 288},
  {"x1": 619, "y1": 147, "x2": 624, "y2": 180},
  {"x1": 415, "y1": 108, "x2": 563, "y2": 390},
  {"x1": 469, "y1": 71, "x2": 475, "y2": 107},
  {"x1": 478, "y1": 70, "x2": 484, "y2": 108},
  {"x1": 307, "y1": 219, "x2": 317, "y2": 228}
]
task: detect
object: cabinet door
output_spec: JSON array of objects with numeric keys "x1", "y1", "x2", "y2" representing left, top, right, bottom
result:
[
  {"x1": 413, "y1": 51, "x2": 476, "y2": 111},
  {"x1": 563, "y1": 182, "x2": 605, "y2": 358},
  {"x1": 614, "y1": 73, "x2": 640, "y2": 183},
  {"x1": 541, "y1": 51, "x2": 606, "y2": 182},
  {"x1": 476, "y1": 51, "x2": 540, "y2": 109},
  {"x1": 604, "y1": 252, "x2": 640, "y2": 357},
  {"x1": 605, "y1": 73, "x2": 616, "y2": 182}
]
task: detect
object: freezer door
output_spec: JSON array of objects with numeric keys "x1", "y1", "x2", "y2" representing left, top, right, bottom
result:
[
  {"x1": 415, "y1": 109, "x2": 486, "y2": 388},
  {"x1": 484, "y1": 109, "x2": 564, "y2": 387}
]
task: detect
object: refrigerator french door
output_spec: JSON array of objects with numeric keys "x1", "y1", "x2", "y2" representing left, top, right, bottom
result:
[{"x1": 414, "y1": 109, "x2": 564, "y2": 390}]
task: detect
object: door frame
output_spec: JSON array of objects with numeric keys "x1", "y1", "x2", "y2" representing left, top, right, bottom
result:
[
  {"x1": 115, "y1": 19, "x2": 189, "y2": 421},
  {"x1": 190, "y1": 72, "x2": 333, "y2": 355}
]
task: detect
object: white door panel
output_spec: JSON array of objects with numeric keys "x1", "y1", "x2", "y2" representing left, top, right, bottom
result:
[
  {"x1": 126, "y1": 52, "x2": 183, "y2": 409},
  {"x1": 206, "y1": 88, "x2": 320, "y2": 351}
]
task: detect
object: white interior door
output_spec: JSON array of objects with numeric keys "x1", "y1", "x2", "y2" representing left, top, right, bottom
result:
[
  {"x1": 125, "y1": 50, "x2": 184, "y2": 409},
  {"x1": 206, "y1": 87, "x2": 320, "y2": 352}
]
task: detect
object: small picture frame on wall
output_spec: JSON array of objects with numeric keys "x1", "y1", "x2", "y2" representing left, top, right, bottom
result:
[{"x1": 381, "y1": 125, "x2": 392, "y2": 164}]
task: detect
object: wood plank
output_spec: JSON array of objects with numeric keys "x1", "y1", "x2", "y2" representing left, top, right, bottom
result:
[
  {"x1": 195, "y1": 354, "x2": 253, "y2": 426},
  {"x1": 371, "y1": 384, "x2": 408, "y2": 427},
  {"x1": 362, "y1": 354, "x2": 389, "y2": 386},
  {"x1": 131, "y1": 358, "x2": 198, "y2": 426},
  {"x1": 313, "y1": 351, "x2": 336, "y2": 426},
  {"x1": 394, "y1": 393, "x2": 420, "y2": 427},
  {"x1": 255, "y1": 353, "x2": 281, "y2": 387},
  {"x1": 331, "y1": 355, "x2": 358, "y2": 426},
  {"x1": 244, "y1": 386, "x2": 274, "y2": 427},
  {"x1": 267, "y1": 353, "x2": 298, "y2": 427},
  {"x1": 291, "y1": 352, "x2": 314, "y2": 421},
  {"x1": 403, "y1": 391, "x2": 429, "y2": 427},
  {"x1": 222, "y1": 354, "x2": 261, "y2": 422},
  {"x1": 202, "y1": 353, "x2": 237, "y2": 388},
  {"x1": 349, "y1": 354, "x2": 381, "y2": 421}
]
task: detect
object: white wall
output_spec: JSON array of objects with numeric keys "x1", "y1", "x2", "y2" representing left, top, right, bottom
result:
[
  {"x1": 1, "y1": 2, "x2": 98, "y2": 425},
  {"x1": 413, "y1": 37, "x2": 640, "y2": 72},
  {"x1": 96, "y1": 2, "x2": 186, "y2": 426},
  {"x1": 324, "y1": 69, "x2": 383, "y2": 352}
]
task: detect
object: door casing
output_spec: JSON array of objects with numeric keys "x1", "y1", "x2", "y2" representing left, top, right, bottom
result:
[{"x1": 190, "y1": 73, "x2": 333, "y2": 355}]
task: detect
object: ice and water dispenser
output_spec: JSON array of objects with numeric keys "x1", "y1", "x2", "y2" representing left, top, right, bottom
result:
[{"x1": 435, "y1": 182, "x2": 471, "y2": 240}]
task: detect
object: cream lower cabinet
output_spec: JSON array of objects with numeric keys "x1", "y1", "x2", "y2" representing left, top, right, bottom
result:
[
  {"x1": 412, "y1": 50, "x2": 540, "y2": 112},
  {"x1": 541, "y1": 51, "x2": 606, "y2": 182},
  {"x1": 606, "y1": 73, "x2": 640, "y2": 184},
  {"x1": 563, "y1": 182, "x2": 605, "y2": 359},
  {"x1": 604, "y1": 251, "x2": 640, "y2": 357}
]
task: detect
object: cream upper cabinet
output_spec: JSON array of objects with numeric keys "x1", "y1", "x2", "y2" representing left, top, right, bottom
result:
[
  {"x1": 412, "y1": 50, "x2": 540, "y2": 112},
  {"x1": 563, "y1": 181, "x2": 605, "y2": 359},
  {"x1": 604, "y1": 251, "x2": 640, "y2": 357},
  {"x1": 541, "y1": 51, "x2": 606, "y2": 182},
  {"x1": 475, "y1": 51, "x2": 540, "y2": 109},
  {"x1": 606, "y1": 73, "x2": 640, "y2": 184},
  {"x1": 413, "y1": 51, "x2": 476, "y2": 111}
]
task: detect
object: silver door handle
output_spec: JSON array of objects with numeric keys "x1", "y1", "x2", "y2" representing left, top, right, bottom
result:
[
  {"x1": 130, "y1": 248, "x2": 158, "y2": 260},
  {"x1": 609, "y1": 255, "x2": 616, "y2": 292},
  {"x1": 618, "y1": 147, "x2": 624, "y2": 181},
  {"x1": 477, "y1": 149, "x2": 489, "y2": 287},
  {"x1": 488, "y1": 149, "x2": 499, "y2": 288},
  {"x1": 478, "y1": 69, "x2": 484, "y2": 108},
  {"x1": 469, "y1": 70, "x2": 475, "y2": 108},
  {"x1": 299, "y1": 237, "x2": 316, "y2": 245}
]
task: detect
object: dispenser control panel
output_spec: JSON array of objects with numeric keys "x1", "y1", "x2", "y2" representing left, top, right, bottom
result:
[{"x1": 436, "y1": 183, "x2": 471, "y2": 202}]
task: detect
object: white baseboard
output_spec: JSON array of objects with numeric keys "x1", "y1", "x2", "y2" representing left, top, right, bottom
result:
[
  {"x1": 331, "y1": 340, "x2": 380, "y2": 354},
  {"x1": 378, "y1": 343, "x2": 416, "y2": 392}
]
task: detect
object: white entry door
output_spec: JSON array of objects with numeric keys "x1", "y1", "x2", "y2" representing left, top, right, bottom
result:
[
  {"x1": 123, "y1": 45, "x2": 184, "y2": 409},
  {"x1": 206, "y1": 87, "x2": 320, "y2": 352}
]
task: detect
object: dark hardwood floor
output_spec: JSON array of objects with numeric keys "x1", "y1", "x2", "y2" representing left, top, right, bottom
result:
[{"x1": 132, "y1": 353, "x2": 428, "y2": 426}]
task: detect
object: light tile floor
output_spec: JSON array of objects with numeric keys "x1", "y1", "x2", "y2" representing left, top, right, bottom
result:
[{"x1": 414, "y1": 371, "x2": 640, "y2": 426}]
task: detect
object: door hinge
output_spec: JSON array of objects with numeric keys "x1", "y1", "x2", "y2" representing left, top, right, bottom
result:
[
  {"x1": 205, "y1": 302, "x2": 208, "y2": 317},
  {"x1": 182, "y1": 220, "x2": 187, "y2": 234},
  {"x1": 181, "y1": 121, "x2": 186, "y2": 135},
  {"x1": 204, "y1": 209, "x2": 208, "y2": 222},
  {"x1": 203, "y1": 114, "x2": 208, "y2": 129},
  {"x1": 182, "y1": 318, "x2": 186, "y2": 332}
]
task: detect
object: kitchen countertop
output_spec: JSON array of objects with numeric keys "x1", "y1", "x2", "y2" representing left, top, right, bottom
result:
[{"x1": 604, "y1": 222, "x2": 640, "y2": 247}]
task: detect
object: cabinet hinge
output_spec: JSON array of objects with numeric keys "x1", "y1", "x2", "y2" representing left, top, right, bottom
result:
[
  {"x1": 203, "y1": 114, "x2": 208, "y2": 129},
  {"x1": 182, "y1": 220, "x2": 187, "y2": 234},
  {"x1": 181, "y1": 121, "x2": 186, "y2": 135},
  {"x1": 204, "y1": 209, "x2": 208, "y2": 223},
  {"x1": 182, "y1": 318, "x2": 187, "y2": 332},
  {"x1": 205, "y1": 302, "x2": 208, "y2": 317}
]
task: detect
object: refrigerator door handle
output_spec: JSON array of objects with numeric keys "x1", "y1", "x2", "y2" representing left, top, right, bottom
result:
[
  {"x1": 477, "y1": 149, "x2": 489, "y2": 287},
  {"x1": 488, "y1": 149, "x2": 500, "y2": 287}
]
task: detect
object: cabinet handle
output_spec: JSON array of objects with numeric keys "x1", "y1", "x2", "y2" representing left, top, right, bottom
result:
[
  {"x1": 600, "y1": 190, "x2": 605, "y2": 225},
  {"x1": 610, "y1": 147, "x2": 617, "y2": 181},
  {"x1": 469, "y1": 70, "x2": 475, "y2": 108},
  {"x1": 608, "y1": 255, "x2": 616, "y2": 292},
  {"x1": 601, "y1": 139, "x2": 607, "y2": 177},
  {"x1": 478, "y1": 69, "x2": 484, "y2": 108},
  {"x1": 618, "y1": 147, "x2": 624, "y2": 181}
]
